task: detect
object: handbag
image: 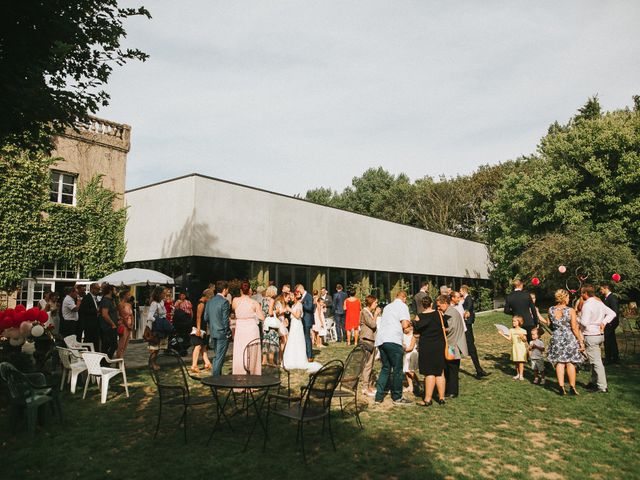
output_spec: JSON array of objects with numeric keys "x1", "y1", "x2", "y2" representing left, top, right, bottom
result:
[
  {"x1": 439, "y1": 311, "x2": 456, "y2": 361},
  {"x1": 143, "y1": 326, "x2": 158, "y2": 343},
  {"x1": 117, "y1": 324, "x2": 125, "y2": 336},
  {"x1": 152, "y1": 313, "x2": 174, "y2": 334}
]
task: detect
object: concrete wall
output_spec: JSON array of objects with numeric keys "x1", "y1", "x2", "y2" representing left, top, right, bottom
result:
[
  {"x1": 125, "y1": 174, "x2": 491, "y2": 279},
  {"x1": 51, "y1": 116, "x2": 130, "y2": 208}
]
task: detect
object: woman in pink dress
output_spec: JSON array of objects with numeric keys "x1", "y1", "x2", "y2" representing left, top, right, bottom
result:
[
  {"x1": 232, "y1": 281, "x2": 264, "y2": 375},
  {"x1": 116, "y1": 290, "x2": 134, "y2": 359}
]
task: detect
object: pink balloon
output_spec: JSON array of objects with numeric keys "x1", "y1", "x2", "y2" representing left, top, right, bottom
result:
[
  {"x1": 532, "y1": 277, "x2": 540, "y2": 286},
  {"x1": 612, "y1": 273, "x2": 621, "y2": 283},
  {"x1": 20, "y1": 321, "x2": 32, "y2": 337},
  {"x1": 558, "y1": 265, "x2": 566, "y2": 273}
]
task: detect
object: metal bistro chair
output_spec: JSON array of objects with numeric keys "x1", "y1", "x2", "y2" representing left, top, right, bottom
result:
[
  {"x1": 263, "y1": 360, "x2": 344, "y2": 463},
  {"x1": 0, "y1": 362, "x2": 63, "y2": 437},
  {"x1": 620, "y1": 317, "x2": 638, "y2": 357},
  {"x1": 261, "y1": 337, "x2": 291, "y2": 398},
  {"x1": 149, "y1": 349, "x2": 209, "y2": 443},
  {"x1": 332, "y1": 345, "x2": 368, "y2": 429}
]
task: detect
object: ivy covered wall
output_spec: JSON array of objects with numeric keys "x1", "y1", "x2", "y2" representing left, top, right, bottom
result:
[{"x1": 0, "y1": 143, "x2": 126, "y2": 292}]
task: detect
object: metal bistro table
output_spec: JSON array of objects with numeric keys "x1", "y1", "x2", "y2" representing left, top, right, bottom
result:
[{"x1": 201, "y1": 374, "x2": 281, "y2": 450}]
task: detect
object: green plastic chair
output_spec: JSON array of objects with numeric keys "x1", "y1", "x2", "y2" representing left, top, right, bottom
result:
[{"x1": 0, "y1": 362, "x2": 63, "y2": 437}]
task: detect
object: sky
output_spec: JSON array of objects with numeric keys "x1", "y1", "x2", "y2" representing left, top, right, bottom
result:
[{"x1": 100, "y1": 1, "x2": 640, "y2": 196}]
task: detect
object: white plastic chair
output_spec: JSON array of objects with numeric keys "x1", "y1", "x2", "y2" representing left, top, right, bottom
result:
[
  {"x1": 64, "y1": 335, "x2": 95, "y2": 352},
  {"x1": 324, "y1": 317, "x2": 338, "y2": 342},
  {"x1": 81, "y1": 352, "x2": 129, "y2": 404},
  {"x1": 56, "y1": 347, "x2": 87, "y2": 394}
]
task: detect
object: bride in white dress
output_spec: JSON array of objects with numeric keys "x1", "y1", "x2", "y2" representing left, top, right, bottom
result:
[{"x1": 283, "y1": 291, "x2": 322, "y2": 372}]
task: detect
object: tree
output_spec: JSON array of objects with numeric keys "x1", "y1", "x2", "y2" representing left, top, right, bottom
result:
[
  {"x1": 304, "y1": 187, "x2": 336, "y2": 207},
  {"x1": 0, "y1": 0, "x2": 150, "y2": 150},
  {"x1": 305, "y1": 167, "x2": 416, "y2": 225},
  {"x1": 514, "y1": 227, "x2": 639, "y2": 299},
  {"x1": 487, "y1": 97, "x2": 640, "y2": 292}
]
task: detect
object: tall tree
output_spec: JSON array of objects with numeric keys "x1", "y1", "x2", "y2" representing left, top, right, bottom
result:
[
  {"x1": 487, "y1": 97, "x2": 640, "y2": 291},
  {"x1": 0, "y1": 0, "x2": 150, "y2": 149}
]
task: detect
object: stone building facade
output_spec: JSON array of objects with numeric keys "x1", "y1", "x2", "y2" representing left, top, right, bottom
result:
[{"x1": 14, "y1": 116, "x2": 131, "y2": 307}]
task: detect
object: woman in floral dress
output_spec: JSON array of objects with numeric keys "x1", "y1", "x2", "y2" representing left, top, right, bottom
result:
[{"x1": 540, "y1": 289, "x2": 584, "y2": 395}]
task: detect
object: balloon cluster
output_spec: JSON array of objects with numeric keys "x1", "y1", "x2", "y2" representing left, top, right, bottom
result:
[{"x1": 0, "y1": 305, "x2": 50, "y2": 347}]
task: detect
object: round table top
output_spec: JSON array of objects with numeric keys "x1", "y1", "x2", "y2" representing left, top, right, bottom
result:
[{"x1": 201, "y1": 374, "x2": 281, "y2": 389}]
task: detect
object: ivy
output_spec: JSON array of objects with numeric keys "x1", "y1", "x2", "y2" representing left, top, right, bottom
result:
[{"x1": 0, "y1": 144, "x2": 126, "y2": 292}]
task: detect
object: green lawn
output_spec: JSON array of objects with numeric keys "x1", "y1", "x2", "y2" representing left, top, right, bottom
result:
[{"x1": 2, "y1": 312, "x2": 639, "y2": 480}]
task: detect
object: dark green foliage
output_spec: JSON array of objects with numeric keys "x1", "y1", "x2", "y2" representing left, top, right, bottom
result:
[
  {"x1": 0, "y1": 147, "x2": 126, "y2": 292},
  {"x1": 487, "y1": 97, "x2": 640, "y2": 292},
  {"x1": 0, "y1": 0, "x2": 150, "y2": 150}
]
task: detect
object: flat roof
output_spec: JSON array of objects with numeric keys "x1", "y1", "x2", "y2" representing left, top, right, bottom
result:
[{"x1": 126, "y1": 172, "x2": 487, "y2": 245}]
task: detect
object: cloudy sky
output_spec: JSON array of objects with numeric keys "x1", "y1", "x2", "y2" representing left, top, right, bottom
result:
[{"x1": 100, "y1": 1, "x2": 640, "y2": 195}]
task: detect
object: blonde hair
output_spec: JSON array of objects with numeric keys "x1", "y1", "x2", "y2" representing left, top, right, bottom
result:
[
  {"x1": 265, "y1": 285, "x2": 277, "y2": 298},
  {"x1": 202, "y1": 288, "x2": 214, "y2": 299},
  {"x1": 554, "y1": 289, "x2": 569, "y2": 305},
  {"x1": 513, "y1": 315, "x2": 524, "y2": 326}
]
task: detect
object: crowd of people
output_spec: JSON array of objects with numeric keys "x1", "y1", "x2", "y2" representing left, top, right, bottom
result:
[
  {"x1": 37, "y1": 283, "x2": 139, "y2": 360},
  {"x1": 44, "y1": 275, "x2": 622, "y2": 403},
  {"x1": 501, "y1": 279, "x2": 619, "y2": 395},
  {"x1": 139, "y1": 279, "x2": 495, "y2": 406}
]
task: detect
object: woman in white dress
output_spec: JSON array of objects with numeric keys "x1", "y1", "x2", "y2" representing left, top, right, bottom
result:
[{"x1": 283, "y1": 290, "x2": 321, "y2": 371}]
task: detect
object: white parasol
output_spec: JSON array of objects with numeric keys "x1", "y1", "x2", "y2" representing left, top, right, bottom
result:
[{"x1": 97, "y1": 268, "x2": 175, "y2": 287}]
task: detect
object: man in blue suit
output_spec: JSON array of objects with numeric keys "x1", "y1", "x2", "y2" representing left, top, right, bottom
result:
[
  {"x1": 296, "y1": 283, "x2": 315, "y2": 361},
  {"x1": 332, "y1": 284, "x2": 347, "y2": 342},
  {"x1": 204, "y1": 280, "x2": 231, "y2": 375}
]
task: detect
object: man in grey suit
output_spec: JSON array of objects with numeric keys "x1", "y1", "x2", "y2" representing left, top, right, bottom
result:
[
  {"x1": 205, "y1": 280, "x2": 231, "y2": 375},
  {"x1": 413, "y1": 282, "x2": 429, "y2": 315}
]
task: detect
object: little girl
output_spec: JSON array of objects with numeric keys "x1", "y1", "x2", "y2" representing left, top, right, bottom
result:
[
  {"x1": 529, "y1": 327, "x2": 546, "y2": 385},
  {"x1": 499, "y1": 315, "x2": 528, "y2": 380},
  {"x1": 403, "y1": 326, "x2": 419, "y2": 394}
]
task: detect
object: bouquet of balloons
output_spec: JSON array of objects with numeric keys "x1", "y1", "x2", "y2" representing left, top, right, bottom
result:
[{"x1": 0, "y1": 305, "x2": 51, "y2": 347}]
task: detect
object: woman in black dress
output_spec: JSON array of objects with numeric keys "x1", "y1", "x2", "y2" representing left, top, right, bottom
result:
[{"x1": 413, "y1": 295, "x2": 446, "y2": 406}]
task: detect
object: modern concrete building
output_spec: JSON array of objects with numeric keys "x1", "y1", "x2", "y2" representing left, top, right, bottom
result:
[
  {"x1": 14, "y1": 116, "x2": 131, "y2": 307},
  {"x1": 124, "y1": 174, "x2": 491, "y2": 302}
]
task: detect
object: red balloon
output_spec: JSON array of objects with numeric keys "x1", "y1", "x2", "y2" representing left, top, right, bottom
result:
[
  {"x1": 15, "y1": 304, "x2": 26, "y2": 313},
  {"x1": 25, "y1": 307, "x2": 38, "y2": 322},
  {"x1": 38, "y1": 310, "x2": 49, "y2": 324},
  {"x1": 532, "y1": 277, "x2": 540, "y2": 286},
  {"x1": 612, "y1": 273, "x2": 621, "y2": 283}
]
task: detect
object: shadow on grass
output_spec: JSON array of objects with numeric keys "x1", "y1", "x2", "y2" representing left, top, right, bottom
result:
[{"x1": 0, "y1": 360, "x2": 453, "y2": 480}]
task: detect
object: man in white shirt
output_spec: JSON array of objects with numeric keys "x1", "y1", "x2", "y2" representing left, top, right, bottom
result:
[
  {"x1": 579, "y1": 285, "x2": 616, "y2": 393},
  {"x1": 61, "y1": 287, "x2": 81, "y2": 337},
  {"x1": 374, "y1": 291, "x2": 412, "y2": 405}
]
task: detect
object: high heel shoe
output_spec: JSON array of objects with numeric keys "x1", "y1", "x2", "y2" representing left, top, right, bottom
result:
[
  {"x1": 558, "y1": 386, "x2": 567, "y2": 396},
  {"x1": 569, "y1": 386, "x2": 579, "y2": 396},
  {"x1": 436, "y1": 398, "x2": 446, "y2": 405}
]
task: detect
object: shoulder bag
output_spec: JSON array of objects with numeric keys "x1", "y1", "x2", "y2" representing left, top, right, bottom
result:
[{"x1": 439, "y1": 311, "x2": 456, "y2": 360}]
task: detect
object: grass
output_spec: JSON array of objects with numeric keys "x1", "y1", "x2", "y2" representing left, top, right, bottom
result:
[{"x1": 1, "y1": 312, "x2": 639, "y2": 480}]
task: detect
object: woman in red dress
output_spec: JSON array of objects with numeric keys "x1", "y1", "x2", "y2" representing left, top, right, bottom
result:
[{"x1": 344, "y1": 289, "x2": 361, "y2": 346}]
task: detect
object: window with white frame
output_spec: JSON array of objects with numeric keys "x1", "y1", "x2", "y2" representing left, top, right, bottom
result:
[
  {"x1": 50, "y1": 171, "x2": 77, "y2": 205},
  {"x1": 30, "y1": 261, "x2": 83, "y2": 281}
]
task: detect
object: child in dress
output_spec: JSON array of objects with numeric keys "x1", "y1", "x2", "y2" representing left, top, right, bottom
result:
[
  {"x1": 499, "y1": 315, "x2": 528, "y2": 380},
  {"x1": 402, "y1": 326, "x2": 419, "y2": 394},
  {"x1": 529, "y1": 327, "x2": 546, "y2": 385}
]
